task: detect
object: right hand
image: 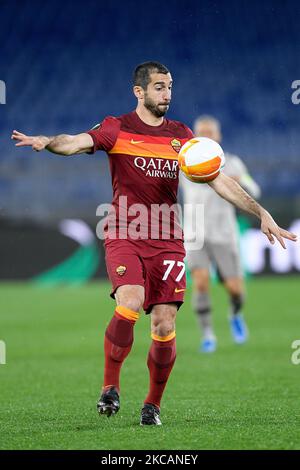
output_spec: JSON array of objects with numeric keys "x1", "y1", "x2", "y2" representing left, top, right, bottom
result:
[{"x1": 11, "y1": 130, "x2": 50, "y2": 151}]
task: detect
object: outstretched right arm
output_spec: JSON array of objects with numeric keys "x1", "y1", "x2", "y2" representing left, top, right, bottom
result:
[{"x1": 11, "y1": 130, "x2": 94, "y2": 156}]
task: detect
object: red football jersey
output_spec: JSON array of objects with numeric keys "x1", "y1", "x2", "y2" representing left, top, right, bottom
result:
[{"x1": 87, "y1": 111, "x2": 193, "y2": 242}]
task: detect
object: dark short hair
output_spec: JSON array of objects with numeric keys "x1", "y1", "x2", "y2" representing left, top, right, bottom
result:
[{"x1": 133, "y1": 61, "x2": 170, "y2": 90}]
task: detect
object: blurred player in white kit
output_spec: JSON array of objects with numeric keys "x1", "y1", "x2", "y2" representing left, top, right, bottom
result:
[{"x1": 180, "y1": 116, "x2": 261, "y2": 353}]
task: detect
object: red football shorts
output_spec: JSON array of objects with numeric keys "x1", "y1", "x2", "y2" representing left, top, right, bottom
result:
[{"x1": 105, "y1": 239, "x2": 186, "y2": 314}]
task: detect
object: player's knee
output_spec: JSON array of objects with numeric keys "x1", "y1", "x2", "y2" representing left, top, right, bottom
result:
[
  {"x1": 121, "y1": 297, "x2": 143, "y2": 313},
  {"x1": 152, "y1": 320, "x2": 176, "y2": 337},
  {"x1": 151, "y1": 304, "x2": 177, "y2": 337},
  {"x1": 115, "y1": 285, "x2": 144, "y2": 312}
]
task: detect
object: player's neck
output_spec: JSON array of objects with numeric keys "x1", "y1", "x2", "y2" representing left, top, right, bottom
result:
[{"x1": 135, "y1": 105, "x2": 164, "y2": 127}]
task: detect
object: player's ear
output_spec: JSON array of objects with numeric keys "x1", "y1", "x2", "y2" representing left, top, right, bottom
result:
[{"x1": 133, "y1": 85, "x2": 144, "y2": 100}]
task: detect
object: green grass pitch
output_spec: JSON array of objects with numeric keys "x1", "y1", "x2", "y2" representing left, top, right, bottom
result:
[{"x1": 1, "y1": 277, "x2": 299, "y2": 450}]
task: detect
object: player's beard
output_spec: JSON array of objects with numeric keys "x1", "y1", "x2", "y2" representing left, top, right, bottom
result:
[{"x1": 144, "y1": 94, "x2": 169, "y2": 118}]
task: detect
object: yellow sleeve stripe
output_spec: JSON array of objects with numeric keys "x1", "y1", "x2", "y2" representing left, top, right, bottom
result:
[{"x1": 151, "y1": 331, "x2": 176, "y2": 342}]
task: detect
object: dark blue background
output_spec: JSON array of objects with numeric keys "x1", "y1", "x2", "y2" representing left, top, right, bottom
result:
[{"x1": 0, "y1": 0, "x2": 299, "y2": 221}]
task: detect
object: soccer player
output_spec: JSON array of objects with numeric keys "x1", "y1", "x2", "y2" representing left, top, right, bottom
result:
[
  {"x1": 180, "y1": 116, "x2": 261, "y2": 353},
  {"x1": 11, "y1": 62, "x2": 297, "y2": 425}
]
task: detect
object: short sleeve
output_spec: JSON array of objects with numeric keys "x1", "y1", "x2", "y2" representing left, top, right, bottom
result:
[
  {"x1": 86, "y1": 116, "x2": 120, "y2": 154},
  {"x1": 184, "y1": 124, "x2": 194, "y2": 140}
]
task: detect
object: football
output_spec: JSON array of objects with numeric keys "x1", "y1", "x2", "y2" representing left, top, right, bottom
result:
[{"x1": 178, "y1": 137, "x2": 225, "y2": 183}]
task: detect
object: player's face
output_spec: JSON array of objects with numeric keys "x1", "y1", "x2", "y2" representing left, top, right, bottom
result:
[
  {"x1": 194, "y1": 122, "x2": 221, "y2": 142},
  {"x1": 143, "y1": 73, "x2": 172, "y2": 118}
]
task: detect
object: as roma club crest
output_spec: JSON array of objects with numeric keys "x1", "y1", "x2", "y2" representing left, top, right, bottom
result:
[
  {"x1": 170, "y1": 139, "x2": 182, "y2": 153},
  {"x1": 116, "y1": 265, "x2": 127, "y2": 276}
]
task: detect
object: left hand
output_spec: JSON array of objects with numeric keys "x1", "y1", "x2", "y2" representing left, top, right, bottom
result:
[{"x1": 261, "y1": 210, "x2": 297, "y2": 249}]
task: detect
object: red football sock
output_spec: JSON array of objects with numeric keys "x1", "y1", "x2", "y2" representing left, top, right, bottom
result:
[
  {"x1": 103, "y1": 306, "x2": 139, "y2": 392},
  {"x1": 144, "y1": 332, "x2": 176, "y2": 408}
]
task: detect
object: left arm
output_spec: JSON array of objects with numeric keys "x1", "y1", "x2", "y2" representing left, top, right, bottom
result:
[
  {"x1": 238, "y1": 173, "x2": 261, "y2": 199},
  {"x1": 208, "y1": 172, "x2": 297, "y2": 249}
]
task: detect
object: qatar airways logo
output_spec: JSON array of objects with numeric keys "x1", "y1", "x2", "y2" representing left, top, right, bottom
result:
[{"x1": 134, "y1": 157, "x2": 178, "y2": 179}]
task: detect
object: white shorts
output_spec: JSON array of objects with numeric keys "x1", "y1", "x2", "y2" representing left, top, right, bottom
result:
[{"x1": 185, "y1": 241, "x2": 243, "y2": 280}]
